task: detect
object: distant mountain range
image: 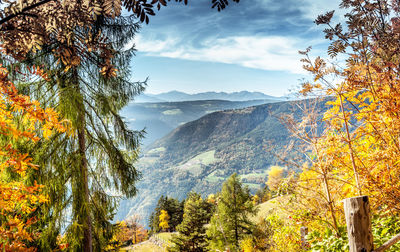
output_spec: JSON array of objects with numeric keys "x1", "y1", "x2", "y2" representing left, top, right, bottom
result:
[
  {"x1": 133, "y1": 91, "x2": 282, "y2": 103},
  {"x1": 121, "y1": 99, "x2": 279, "y2": 146},
  {"x1": 116, "y1": 98, "x2": 327, "y2": 225}
]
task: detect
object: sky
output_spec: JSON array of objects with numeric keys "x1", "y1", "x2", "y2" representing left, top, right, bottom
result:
[{"x1": 129, "y1": 0, "x2": 343, "y2": 97}]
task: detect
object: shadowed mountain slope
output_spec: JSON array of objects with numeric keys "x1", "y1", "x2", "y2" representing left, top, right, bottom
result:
[{"x1": 122, "y1": 99, "x2": 279, "y2": 146}]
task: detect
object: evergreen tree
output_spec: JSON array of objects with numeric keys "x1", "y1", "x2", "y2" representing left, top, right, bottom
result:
[
  {"x1": 149, "y1": 195, "x2": 184, "y2": 234},
  {"x1": 16, "y1": 16, "x2": 144, "y2": 251},
  {"x1": 169, "y1": 192, "x2": 214, "y2": 252},
  {"x1": 207, "y1": 173, "x2": 258, "y2": 251},
  {"x1": 149, "y1": 196, "x2": 166, "y2": 234},
  {"x1": 166, "y1": 197, "x2": 185, "y2": 232}
]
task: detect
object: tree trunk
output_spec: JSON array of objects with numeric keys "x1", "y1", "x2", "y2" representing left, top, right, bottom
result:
[
  {"x1": 73, "y1": 67, "x2": 92, "y2": 252},
  {"x1": 233, "y1": 183, "x2": 239, "y2": 249},
  {"x1": 78, "y1": 123, "x2": 92, "y2": 252}
]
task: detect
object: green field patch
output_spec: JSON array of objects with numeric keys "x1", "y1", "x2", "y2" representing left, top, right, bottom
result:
[
  {"x1": 192, "y1": 150, "x2": 218, "y2": 165},
  {"x1": 205, "y1": 170, "x2": 226, "y2": 183},
  {"x1": 162, "y1": 109, "x2": 182, "y2": 115},
  {"x1": 177, "y1": 150, "x2": 219, "y2": 176},
  {"x1": 156, "y1": 232, "x2": 175, "y2": 242},
  {"x1": 239, "y1": 170, "x2": 269, "y2": 184},
  {"x1": 240, "y1": 170, "x2": 269, "y2": 179},
  {"x1": 205, "y1": 175, "x2": 225, "y2": 183}
]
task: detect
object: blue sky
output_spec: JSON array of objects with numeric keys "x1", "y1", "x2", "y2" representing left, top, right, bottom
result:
[{"x1": 129, "y1": 0, "x2": 343, "y2": 96}]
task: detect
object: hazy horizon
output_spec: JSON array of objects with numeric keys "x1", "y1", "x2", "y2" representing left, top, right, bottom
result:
[{"x1": 140, "y1": 90, "x2": 281, "y2": 96}]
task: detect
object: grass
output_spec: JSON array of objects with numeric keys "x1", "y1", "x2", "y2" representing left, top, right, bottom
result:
[
  {"x1": 153, "y1": 232, "x2": 176, "y2": 250},
  {"x1": 205, "y1": 169, "x2": 225, "y2": 183},
  {"x1": 156, "y1": 232, "x2": 174, "y2": 242},
  {"x1": 252, "y1": 195, "x2": 290, "y2": 222},
  {"x1": 121, "y1": 241, "x2": 165, "y2": 252},
  {"x1": 177, "y1": 150, "x2": 219, "y2": 176},
  {"x1": 240, "y1": 170, "x2": 269, "y2": 180},
  {"x1": 120, "y1": 232, "x2": 175, "y2": 252},
  {"x1": 189, "y1": 150, "x2": 218, "y2": 166},
  {"x1": 206, "y1": 170, "x2": 268, "y2": 185},
  {"x1": 205, "y1": 174, "x2": 225, "y2": 183}
]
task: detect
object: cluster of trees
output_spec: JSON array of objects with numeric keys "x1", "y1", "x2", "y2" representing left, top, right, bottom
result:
[
  {"x1": 169, "y1": 192, "x2": 214, "y2": 251},
  {"x1": 149, "y1": 174, "x2": 270, "y2": 251},
  {"x1": 0, "y1": 0, "x2": 241, "y2": 250},
  {"x1": 148, "y1": 196, "x2": 185, "y2": 233}
]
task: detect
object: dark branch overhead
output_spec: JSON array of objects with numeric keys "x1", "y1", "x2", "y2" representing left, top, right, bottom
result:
[
  {"x1": 0, "y1": 0, "x2": 54, "y2": 26},
  {"x1": 0, "y1": 0, "x2": 240, "y2": 26}
]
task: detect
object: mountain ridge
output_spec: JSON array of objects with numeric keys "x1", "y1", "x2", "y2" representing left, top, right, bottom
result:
[{"x1": 133, "y1": 90, "x2": 282, "y2": 103}]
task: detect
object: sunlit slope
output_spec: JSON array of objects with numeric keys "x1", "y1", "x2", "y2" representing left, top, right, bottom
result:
[{"x1": 117, "y1": 99, "x2": 327, "y2": 224}]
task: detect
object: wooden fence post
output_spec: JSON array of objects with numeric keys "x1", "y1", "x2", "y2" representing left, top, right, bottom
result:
[
  {"x1": 343, "y1": 196, "x2": 374, "y2": 252},
  {"x1": 300, "y1": 226, "x2": 309, "y2": 249}
]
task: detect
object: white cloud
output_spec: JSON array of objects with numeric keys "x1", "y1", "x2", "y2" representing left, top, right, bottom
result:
[
  {"x1": 135, "y1": 35, "x2": 320, "y2": 74},
  {"x1": 300, "y1": 0, "x2": 346, "y2": 23},
  {"x1": 253, "y1": 0, "x2": 342, "y2": 21}
]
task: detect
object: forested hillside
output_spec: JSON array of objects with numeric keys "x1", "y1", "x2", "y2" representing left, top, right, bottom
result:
[
  {"x1": 122, "y1": 99, "x2": 279, "y2": 145},
  {"x1": 117, "y1": 98, "x2": 327, "y2": 223}
]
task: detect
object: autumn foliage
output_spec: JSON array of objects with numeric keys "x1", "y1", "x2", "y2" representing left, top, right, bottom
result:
[
  {"x1": 278, "y1": 0, "x2": 400, "y2": 247},
  {"x1": 300, "y1": 0, "x2": 400, "y2": 209},
  {"x1": 115, "y1": 218, "x2": 147, "y2": 245},
  {"x1": 0, "y1": 66, "x2": 68, "y2": 251},
  {"x1": 159, "y1": 210, "x2": 170, "y2": 231}
]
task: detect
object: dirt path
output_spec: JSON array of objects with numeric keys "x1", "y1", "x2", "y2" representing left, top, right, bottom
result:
[{"x1": 122, "y1": 240, "x2": 165, "y2": 251}]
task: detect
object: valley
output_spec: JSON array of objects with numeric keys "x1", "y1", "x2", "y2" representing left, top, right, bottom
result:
[
  {"x1": 116, "y1": 98, "x2": 326, "y2": 225},
  {"x1": 122, "y1": 98, "x2": 280, "y2": 146}
]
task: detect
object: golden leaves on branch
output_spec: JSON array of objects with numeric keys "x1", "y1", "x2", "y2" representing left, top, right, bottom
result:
[
  {"x1": 100, "y1": 65, "x2": 118, "y2": 78},
  {"x1": 103, "y1": 0, "x2": 122, "y2": 18},
  {"x1": 299, "y1": 34, "x2": 400, "y2": 212},
  {"x1": 0, "y1": 65, "x2": 70, "y2": 250}
]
